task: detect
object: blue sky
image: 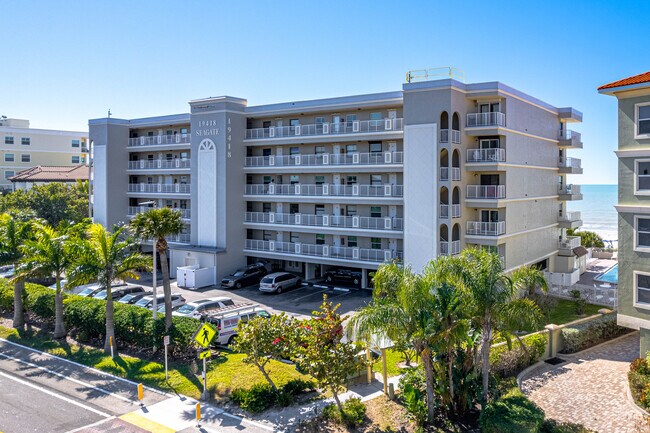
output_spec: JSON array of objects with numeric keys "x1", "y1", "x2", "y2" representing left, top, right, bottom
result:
[{"x1": 2, "y1": 0, "x2": 648, "y2": 185}]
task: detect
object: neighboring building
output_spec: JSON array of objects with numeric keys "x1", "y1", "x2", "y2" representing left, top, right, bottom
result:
[
  {"x1": 9, "y1": 164, "x2": 89, "y2": 190},
  {"x1": 0, "y1": 117, "x2": 88, "y2": 191},
  {"x1": 90, "y1": 71, "x2": 583, "y2": 288},
  {"x1": 600, "y1": 71, "x2": 650, "y2": 355}
]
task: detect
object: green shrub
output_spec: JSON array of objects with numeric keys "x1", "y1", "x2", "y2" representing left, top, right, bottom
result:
[
  {"x1": 540, "y1": 419, "x2": 594, "y2": 433},
  {"x1": 491, "y1": 333, "x2": 547, "y2": 378},
  {"x1": 25, "y1": 284, "x2": 59, "y2": 320},
  {"x1": 398, "y1": 366, "x2": 426, "y2": 395},
  {"x1": 0, "y1": 279, "x2": 13, "y2": 312},
  {"x1": 560, "y1": 314, "x2": 629, "y2": 354},
  {"x1": 479, "y1": 387, "x2": 545, "y2": 433},
  {"x1": 64, "y1": 296, "x2": 106, "y2": 340},
  {"x1": 230, "y1": 383, "x2": 276, "y2": 413},
  {"x1": 322, "y1": 397, "x2": 366, "y2": 427}
]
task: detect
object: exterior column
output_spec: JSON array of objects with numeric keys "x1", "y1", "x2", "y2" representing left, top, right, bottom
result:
[{"x1": 362, "y1": 270, "x2": 368, "y2": 288}]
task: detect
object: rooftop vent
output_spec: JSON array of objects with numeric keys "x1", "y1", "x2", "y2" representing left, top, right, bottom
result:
[{"x1": 406, "y1": 67, "x2": 465, "y2": 84}]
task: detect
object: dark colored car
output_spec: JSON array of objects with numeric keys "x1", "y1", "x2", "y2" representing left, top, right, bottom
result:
[
  {"x1": 220, "y1": 264, "x2": 268, "y2": 289},
  {"x1": 324, "y1": 268, "x2": 362, "y2": 287},
  {"x1": 118, "y1": 291, "x2": 152, "y2": 305},
  {"x1": 94, "y1": 285, "x2": 145, "y2": 301}
]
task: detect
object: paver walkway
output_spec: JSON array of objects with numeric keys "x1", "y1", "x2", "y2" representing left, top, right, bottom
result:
[{"x1": 520, "y1": 332, "x2": 647, "y2": 433}]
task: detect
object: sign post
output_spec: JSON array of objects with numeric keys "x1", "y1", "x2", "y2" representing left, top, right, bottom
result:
[
  {"x1": 163, "y1": 335, "x2": 170, "y2": 381},
  {"x1": 192, "y1": 323, "x2": 217, "y2": 401}
]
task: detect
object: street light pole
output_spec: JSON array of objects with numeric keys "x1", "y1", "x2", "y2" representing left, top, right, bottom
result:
[{"x1": 138, "y1": 201, "x2": 158, "y2": 320}]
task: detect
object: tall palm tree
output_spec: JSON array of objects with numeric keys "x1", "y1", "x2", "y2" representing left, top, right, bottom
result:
[
  {"x1": 511, "y1": 265, "x2": 548, "y2": 297},
  {"x1": 14, "y1": 224, "x2": 69, "y2": 338},
  {"x1": 0, "y1": 214, "x2": 32, "y2": 330},
  {"x1": 67, "y1": 224, "x2": 150, "y2": 354},
  {"x1": 130, "y1": 208, "x2": 183, "y2": 331}
]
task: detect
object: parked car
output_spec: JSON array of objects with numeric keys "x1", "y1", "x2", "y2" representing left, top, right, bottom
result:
[
  {"x1": 93, "y1": 285, "x2": 145, "y2": 301},
  {"x1": 48, "y1": 279, "x2": 68, "y2": 291},
  {"x1": 134, "y1": 293, "x2": 186, "y2": 310},
  {"x1": 201, "y1": 304, "x2": 271, "y2": 345},
  {"x1": 118, "y1": 291, "x2": 151, "y2": 305},
  {"x1": 324, "y1": 268, "x2": 363, "y2": 287},
  {"x1": 220, "y1": 264, "x2": 267, "y2": 289},
  {"x1": 259, "y1": 272, "x2": 302, "y2": 294},
  {"x1": 172, "y1": 297, "x2": 235, "y2": 318},
  {"x1": 74, "y1": 282, "x2": 127, "y2": 297},
  {"x1": 0, "y1": 266, "x2": 14, "y2": 279}
]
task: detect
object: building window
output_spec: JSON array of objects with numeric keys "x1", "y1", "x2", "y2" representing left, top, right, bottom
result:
[
  {"x1": 370, "y1": 112, "x2": 382, "y2": 127},
  {"x1": 80, "y1": 156, "x2": 86, "y2": 164},
  {"x1": 346, "y1": 205, "x2": 357, "y2": 216},
  {"x1": 71, "y1": 139, "x2": 80, "y2": 148},
  {"x1": 21, "y1": 154, "x2": 30, "y2": 163},
  {"x1": 180, "y1": 152, "x2": 188, "y2": 160},
  {"x1": 315, "y1": 117, "x2": 325, "y2": 124},
  {"x1": 637, "y1": 103, "x2": 650, "y2": 138},
  {"x1": 290, "y1": 147, "x2": 300, "y2": 158},
  {"x1": 180, "y1": 128, "x2": 188, "y2": 135},
  {"x1": 315, "y1": 204, "x2": 325, "y2": 216},
  {"x1": 21, "y1": 137, "x2": 30, "y2": 145},
  {"x1": 346, "y1": 175, "x2": 357, "y2": 185},
  {"x1": 263, "y1": 176, "x2": 272, "y2": 184},
  {"x1": 290, "y1": 232, "x2": 299, "y2": 243},
  {"x1": 346, "y1": 144, "x2": 357, "y2": 154},
  {"x1": 369, "y1": 141, "x2": 382, "y2": 153},
  {"x1": 315, "y1": 175, "x2": 325, "y2": 185},
  {"x1": 371, "y1": 237, "x2": 382, "y2": 249},
  {"x1": 290, "y1": 175, "x2": 300, "y2": 184},
  {"x1": 4, "y1": 136, "x2": 14, "y2": 145},
  {"x1": 315, "y1": 146, "x2": 325, "y2": 155},
  {"x1": 4, "y1": 171, "x2": 14, "y2": 179},
  {"x1": 636, "y1": 216, "x2": 650, "y2": 251},
  {"x1": 72, "y1": 156, "x2": 80, "y2": 164},
  {"x1": 636, "y1": 159, "x2": 650, "y2": 193},
  {"x1": 371, "y1": 206, "x2": 382, "y2": 218},
  {"x1": 635, "y1": 271, "x2": 650, "y2": 308},
  {"x1": 316, "y1": 234, "x2": 325, "y2": 245},
  {"x1": 346, "y1": 114, "x2": 357, "y2": 123},
  {"x1": 263, "y1": 202, "x2": 272, "y2": 213},
  {"x1": 348, "y1": 236, "x2": 358, "y2": 247},
  {"x1": 4, "y1": 154, "x2": 14, "y2": 162},
  {"x1": 290, "y1": 119, "x2": 300, "y2": 127},
  {"x1": 289, "y1": 203, "x2": 299, "y2": 214},
  {"x1": 371, "y1": 175, "x2": 382, "y2": 186},
  {"x1": 262, "y1": 121, "x2": 271, "y2": 128},
  {"x1": 263, "y1": 230, "x2": 273, "y2": 241}
]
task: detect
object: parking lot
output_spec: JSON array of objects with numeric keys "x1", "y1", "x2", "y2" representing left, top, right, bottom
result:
[{"x1": 132, "y1": 272, "x2": 372, "y2": 318}]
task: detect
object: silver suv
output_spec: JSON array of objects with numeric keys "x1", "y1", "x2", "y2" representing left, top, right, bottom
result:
[{"x1": 259, "y1": 272, "x2": 302, "y2": 294}]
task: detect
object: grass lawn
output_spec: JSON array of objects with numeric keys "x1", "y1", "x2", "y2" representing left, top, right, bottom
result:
[
  {"x1": 372, "y1": 348, "x2": 411, "y2": 377},
  {"x1": 0, "y1": 325, "x2": 308, "y2": 401},
  {"x1": 546, "y1": 299, "x2": 602, "y2": 326}
]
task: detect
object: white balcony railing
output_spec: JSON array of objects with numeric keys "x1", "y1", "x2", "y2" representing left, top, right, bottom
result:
[
  {"x1": 244, "y1": 212, "x2": 403, "y2": 231},
  {"x1": 168, "y1": 234, "x2": 191, "y2": 244},
  {"x1": 559, "y1": 184, "x2": 581, "y2": 195},
  {"x1": 440, "y1": 129, "x2": 461, "y2": 143},
  {"x1": 451, "y1": 167, "x2": 460, "y2": 181},
  {"x1": 440, "y1": 204, "x2": 461, "y2": 219},
  {"x1": 245, "y1": 151, "x2": 403, "y2": 168},
  {"x1": 128, "y1": 206, "x2": 191, "y2": 219},
  {"x1": 466, "y1": 185, "x2": 506, "y2": 199},
  {"x1": 440, "y1": 129, "x2": 449, "y2": 143},
  {"x1": 467, "y1": 148, "x2": 506, "y2": 163},
  {"x1": 245, "y1": 183, "x2": 403, "y2": 198},
  {"x1": 558, "y1": 211, "x2": 581, "y2": 222},
  {"x1": 245, "y1": 118, "x2": 404, "y2": 140},
  {"x1": 128, "y1": 159, "x2": 191, "y2": 170},
  {"x1": 439, "y1": 240, "x2": 461, "y2": 256},
  {"x1": 127, "y1": 183, "x2": 191, "y2": 194},
  {"x1": 466, "y1": 221, "x2": 506, "y2": 236},
  {"x1": 244, "y1": 239, "x2": 402, "y2": 264},
  {"x1": 558, "y1": 156, "x2": 582, "y2": 169},
  {"x1": 440, "y1": 167, "x2": 460, "y2": 181},
  {"x1": 440, "y1": 167, "x2": 449, "y2": 181},
  {"x1": 559, "y1": 236, "x2": 581, "y2": 250},
  {"x1": 466, "y1": 112, "x2": 506, "y2": 127},
  {"x1": 451, "y1": 129, "x2": 461, "y2": 144},
  {"x1": 451, "y1": 204, "x2": 461, "y2": 218},
  {"x1": 128, "y1": 134, "x2": 191, "y2": 147}
]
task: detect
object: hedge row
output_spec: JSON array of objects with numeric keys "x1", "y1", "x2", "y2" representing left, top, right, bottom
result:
[
  {"x1": 490, "y1": 333, "x2": 547, "y2": 378},
  {"x1": 560, "y1": 314, "x2": 629, "y2": 354},
  {"x1": 0, "y1": 279, "x2": 200, "y2": 357}
]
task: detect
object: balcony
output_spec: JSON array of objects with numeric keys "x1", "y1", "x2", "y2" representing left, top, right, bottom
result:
[
  {"x1": 558, "y1": 236, "x2": 581, "y2": 256},
  {"x1": 439, "y1": 167, "x2": 461, "y2": 181},
  {"x1": 466, "y1": 148, "x2": 506, "y2": 163},
  {"x1": 245, "y1": 183, "x2": 403, "y2": 199},
  {"x1": 558, "y1": 211, "x2": 582, "y2": 229},
  {"x1": 466, "y1": 221, "x2": 506, "y2": 236},
  {"x1": 466, "y1": 185, "x2": 506, "y2": 200},
  {"x1": 245, "y1": 239, "x2": 402, "y2": 264},
  {"x1": 127, "y1": 183, "x2": 191, "y2": 194},
  {"x1": 558, "y1": 156, "x2": 583, "y2": 174},
  {"x1": 558, "y1": 184, "x2": 582, "y2": 200},
  {"x1": 168, "y1": 234, "x2": 191, "y2": 244},
  {"x1": 558, "y1": 130, "x2": 583, "y2": 148},
  {"x1": 439, "y1": 129, "x2": 461, "y2": 144},
  {"x1": 466, "y1": 112, "x2": 506, "y2": 128},
  {"x1": 439, "y1": 240, "x2": 461, "y2": 256},
  {"x1": 245, "y1": 151, "x2": 403, "y2": 169},
  {"x1": 128, "y1": 159, "x2": 191, "y2": 170},
  {"x1": 128, "y1": 134, "x2": 191, "y2": 148},
  {"x1": 245, "y1": 118, "x2": 404, "y2": 140},
  {"x1": 128, "y1": 206, "x2": 191, "y2": 220},
  {"x1": 244, "y1": 212, "x2": 403, "y2": 232},
  {"x1": 440, "y1": 204, "x2": 461, "y2": 219}
]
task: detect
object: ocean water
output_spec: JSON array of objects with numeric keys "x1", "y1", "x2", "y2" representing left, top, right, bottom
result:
[{"x1": 567, "y1": 184, "x2": 618, "y2": 241}]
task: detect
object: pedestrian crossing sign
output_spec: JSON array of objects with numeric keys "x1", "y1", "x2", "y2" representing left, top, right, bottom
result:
[{"x1": 193, "y1": 323, "x2": 217, "y2": 348}]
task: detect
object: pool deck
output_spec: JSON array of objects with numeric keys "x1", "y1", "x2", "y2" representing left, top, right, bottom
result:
[{"x1": 577, "y1": 258, "x2": 618, "y2": 287}]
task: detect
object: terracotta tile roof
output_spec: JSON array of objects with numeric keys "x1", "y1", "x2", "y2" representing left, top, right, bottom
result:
[
  {"x1": 598, "y1": 71, "x2": 650, "y2": 90},
  {"x1": 9, "y1": 165, "x2": 88, "y2": 183}
]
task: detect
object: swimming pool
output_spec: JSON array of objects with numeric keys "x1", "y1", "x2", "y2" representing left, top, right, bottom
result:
[{"x1": 594, "y1": 263, "x2": 618, "y2": 284}]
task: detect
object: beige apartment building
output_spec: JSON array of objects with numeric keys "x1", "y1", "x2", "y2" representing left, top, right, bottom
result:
[
  {"x1": 90, "y1": 71, "x2": 584, "y2": 288},
  {"x1": 0, "y1": 117, "x2": 89, "y2": 190}
]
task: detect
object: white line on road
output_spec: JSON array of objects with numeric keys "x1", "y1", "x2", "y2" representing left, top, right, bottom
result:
[
  {"x1": 0, "y1": 351, "x2": 134, "y2": 403},
  {"x1": 0, "y1": 369, "x2": 111, "y2": 418},
  {"x1": 64, "y1": 416, "x2": 116, "y2": 433}
]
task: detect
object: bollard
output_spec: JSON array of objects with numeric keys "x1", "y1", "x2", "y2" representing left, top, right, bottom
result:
[
  {"x1": 137, "y1": 383, "x2": 144, "y2": 406},
  {"x1": 109, "y1": 335, "x2": 114, "y2": 359},
  {"x1": 388, "y1": 383, "x2": 395, "y2": 400},
  {"x1": 196, "y1": 402, "x2": 201, "y2": 427}
]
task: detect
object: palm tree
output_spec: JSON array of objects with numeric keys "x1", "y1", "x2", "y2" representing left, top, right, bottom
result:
[
  {"x1": 67, "y1": 224, "x2": 150, "y2": 354},
  {"x1": 0, "y1": 214, "x2": 32, "y2": 330},
  {"x1": 130, "y1": 208, "x2": 183, "y2": 331},
  {"x1": 14, "y1": 224, "x2": 69, "y2": 338},
  {"x1": 511, "y1": 265, "x2": 548, "y2": 297}
]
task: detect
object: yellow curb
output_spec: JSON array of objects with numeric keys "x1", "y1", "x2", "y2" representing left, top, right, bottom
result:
[{"x1": 119, "y1": 411, "x2": 176, "y2": 433}]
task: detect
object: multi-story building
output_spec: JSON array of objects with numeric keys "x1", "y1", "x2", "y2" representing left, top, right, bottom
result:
[
  {"x1": 600, "y1": 71, "x2": 650, "y2": 355},
  {"x1": 90, "y1": 71, "x2": 583, "y2": 288},
  {"x1": 0, "y1": 117, "x2": 89, "y2": 190}
]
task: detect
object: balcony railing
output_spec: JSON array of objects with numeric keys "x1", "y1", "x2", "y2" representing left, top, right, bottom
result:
[
  {"x1": 168, "y1": 234, "x2": 190, "y2": 243},
  {"x1": 558, "y1": 156, "x2": 582, "y2": 169},
  {"x1": 440, "y1": 204, "x2": 461, "y2": 219},
  {"x1": 128, "y1": 206, "x2": 191, "y2": 219},
  {"x1": 558, "y1": 211, "x2": 581, "y2": 222},
  {"x1": 466, "y1": 112, "x2": 506, "y2": 127},
  {"x1": 245, "y1": 212, "x2": 403, "y2": 231},
  {"x1": 245, "y1": 118, "x2": 404, "y2": 140},
  {"x1": 559, "y1": 184, "x2": 581, "y2": 195},
  {"x1": 245, "y1": 151, "x2": 403, "y2": 168},
  {"x1": 245, "y1": 183, "x2": 403, "y2": 198},
  {"x1": 440, "y1": 240, "x2": 461, "y2": 256},
  {"x1": 439, "y1": 167, "x2": 460, "y2": 181},
  {"x1": 559, "y1": 129, "x2": 581, "y2": 142},
  {"x1": 467, "y1": 148, "x2": 506, "y2": 163},
  {"x1": 128, "y1": 159, "x2": 191, "y2": 170},
  {"x1": 127, "y1": 183, "x2": 191, "y2": 194},
  {"x1": 128, "y1": 134, "x2": 191, "y2": 147},
  {"x1": 466, "y1": 221, "x2": 506, "y2": 236},
  {"x1": 466, "y1": 185, "x2": 506, "y2": 199},
  {"x1": 558, "y1": 236, "x2": 581, "y2": 250},
  {"x1": 245, "y1": 239, "x2": 402, "y2": 264},
  {"x1": 439, "y1": 129, "x2": 461, "y2": 144}
]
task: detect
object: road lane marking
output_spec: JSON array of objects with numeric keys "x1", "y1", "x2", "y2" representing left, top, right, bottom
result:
[
  {"x1": 119, "y1": 412, "x2": 175, "y2": 433},
  {"x1": 0, "y1": 370, "x2": 111, "y2": 417},
  {"x1": 0, "y1": 351, "x2": 134, "y2": 403},
  {"x1": 64, "y1": 416, "x2": 116, "y2": 433}
]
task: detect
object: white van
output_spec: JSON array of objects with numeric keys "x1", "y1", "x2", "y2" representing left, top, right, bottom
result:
[{"x1": 201, "y1": 304, "x2": 271, "y2": 345}]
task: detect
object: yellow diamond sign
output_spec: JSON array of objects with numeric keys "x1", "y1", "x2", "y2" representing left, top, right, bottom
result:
[
  {"x1": 193, "y1": 323, "x2": 217, "y2": 348},
  {"x1": 199, "y1": 350, "x2": 211, "y2": 360}
]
